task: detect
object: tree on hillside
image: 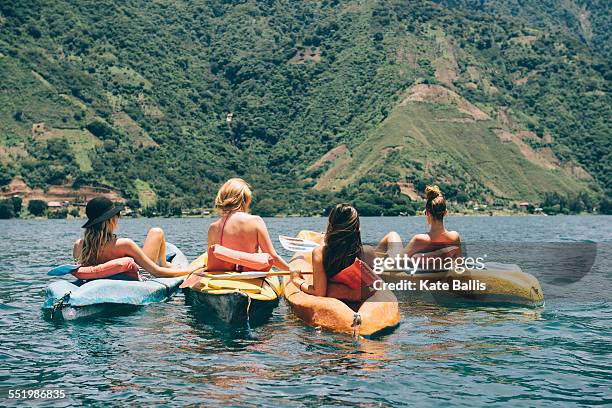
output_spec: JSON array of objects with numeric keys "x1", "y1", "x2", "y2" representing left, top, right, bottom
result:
[
  {"x1": 0, "y1": 163, "x2": 13, "y2": 186},
  {"x1": 10, "y1": 196, "x2": 22, "y2": 216},
  {"x1": 0, "y1": 200, "x2": 15, "y2": 219},
  {"x1": 28, "y1": 200, "x2": 48, "y2": 216},
  {"x1": 86, "y1": 120, "x2": 113, "y2": 139}
]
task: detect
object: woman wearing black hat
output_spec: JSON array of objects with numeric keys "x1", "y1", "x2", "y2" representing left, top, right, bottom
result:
[{"x1": 73, "y1": 197, "x2": 196, "y2": 278}]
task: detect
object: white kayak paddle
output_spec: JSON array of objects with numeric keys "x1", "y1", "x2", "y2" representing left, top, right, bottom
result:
[{"x1": 278, "y1": 235, "x2": 320, "y2": 252}]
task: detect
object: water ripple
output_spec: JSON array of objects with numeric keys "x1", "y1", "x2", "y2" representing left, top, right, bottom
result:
[{"x1": 1, "y1": 217, "x2": 611, "y2": 406}]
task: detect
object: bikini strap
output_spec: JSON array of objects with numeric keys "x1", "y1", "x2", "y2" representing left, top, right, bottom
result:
[{"x1": 219, "y1": 212, "x2": 233, "y2": 246}]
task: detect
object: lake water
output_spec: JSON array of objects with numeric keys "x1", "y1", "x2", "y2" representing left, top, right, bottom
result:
[{"x1": 1, "y1": 216, "x2": 611, "y2": 406}]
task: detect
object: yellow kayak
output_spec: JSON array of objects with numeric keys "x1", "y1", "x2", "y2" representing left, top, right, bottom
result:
[
  {"x1": 284, "y1": 231, "x2": 401, "y2": 338},
  {"x1": 379, "y1": 265, "x2": 544, "y2": 307},
  {"x1": 295, "y1": 231, "x2": 543, "y2": 307},
  {"x1": 182, "y1": 253, "x2": 282, "y2": 323}
]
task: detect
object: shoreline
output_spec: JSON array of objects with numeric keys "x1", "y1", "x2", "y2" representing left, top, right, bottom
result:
[{"x1": 3, "y1": 212, "x2": 607, "y2": 222}]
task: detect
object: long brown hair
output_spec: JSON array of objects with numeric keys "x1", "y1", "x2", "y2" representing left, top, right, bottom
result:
[
  {"x1": 323, "y1": 204, "x2": 362, "y2": 278},
  {"x1": 79, "y1": 217, "x2": 117, "y2": 266}
]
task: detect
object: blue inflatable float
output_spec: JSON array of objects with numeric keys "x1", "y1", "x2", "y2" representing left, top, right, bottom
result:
[{"x1": 43, "y1": 243, "x2": 188, "y2": 320}]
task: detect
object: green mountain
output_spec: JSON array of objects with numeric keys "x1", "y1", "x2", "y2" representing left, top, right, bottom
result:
[{"x1": 0, "y1": 0, "x2": 609, "y2": 215}]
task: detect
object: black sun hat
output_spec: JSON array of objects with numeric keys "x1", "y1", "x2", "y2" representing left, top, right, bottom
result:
[{"x1": 82, "y1": 196, "x2": 123, "y2": 228}]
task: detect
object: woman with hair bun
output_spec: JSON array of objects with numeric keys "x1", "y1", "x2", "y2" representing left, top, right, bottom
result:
[
  {"x1": 377, "y1": 185, "x2": 461, "y2": 258},
  {"x1": 206, "y1": 178, "x2": 290, "y2": 271}
]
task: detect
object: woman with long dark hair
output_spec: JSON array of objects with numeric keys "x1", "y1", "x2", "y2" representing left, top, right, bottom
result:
[{"x1": 291, "y1": 203, "x2": 377, "y2": 301}]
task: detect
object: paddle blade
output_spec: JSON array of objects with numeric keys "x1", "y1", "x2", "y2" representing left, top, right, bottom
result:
[
  {"x1": 47, "y1": 264, "x2": 80, "y2": 276},
  {"x1": 180, "y1": 272, "x2": 203, "y2": 289},
  {"x1": 279, "y1": 235, "x2": 320, "y2": 252}
]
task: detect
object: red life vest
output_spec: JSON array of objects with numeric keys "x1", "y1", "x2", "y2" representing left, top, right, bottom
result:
[
  {"x1": 72, "y1": 257, "x2": 140, "y2": 281},
  {"x1": 206, "y1": 212, "x2": 273, "y2": 272},
  {"x1": 329, "y1": 258, "x2": 379, "y2": 290}
]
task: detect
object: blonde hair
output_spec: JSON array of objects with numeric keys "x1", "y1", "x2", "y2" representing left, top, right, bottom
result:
[
  {"x1": 79, "y1": 217, "x2": 117, "y2": 266},
  {"x1": 425, "y1": 185, "x2": 446, "y2": 220},
  {"x1": 215, "y1": 178, "x2": 252, "y2": 214}
]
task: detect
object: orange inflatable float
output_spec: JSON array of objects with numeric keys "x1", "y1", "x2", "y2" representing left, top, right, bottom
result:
[{"x1": 283, "y1": 231, "x2": 400, "y2": 338}]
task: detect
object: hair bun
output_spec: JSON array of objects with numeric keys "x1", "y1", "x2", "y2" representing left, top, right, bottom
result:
[{"x1": 425, "y1": 185, "x2": 442, "y2": 201}]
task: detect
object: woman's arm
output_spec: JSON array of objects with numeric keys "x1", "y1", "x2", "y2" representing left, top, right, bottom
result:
[
  {"x1": 73, "y1": 239, "x2": 83, "y2": 262},
  {"x1": 255, "y1": 216, "x2": 290, "y2": 270},
  {"x1": 207, "y1": 223, "x2": 216, "y2": 248},
  {"x1": 117, "y1": 239, "x2": 196, "y2": 277},
  {"x1": 449, "y1": 231, "x2": 463, "y2": 258},
  {"x1": 403, "y1": 234, "x2": 430, "y2": 257},
  {"x1": 292, "y1": 247, "x2": 327, "y2": 297}
]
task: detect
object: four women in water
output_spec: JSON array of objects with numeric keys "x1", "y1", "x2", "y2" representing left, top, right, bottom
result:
[{"x1": 74, "y1": 178, "x2": 460, "y2": 302}]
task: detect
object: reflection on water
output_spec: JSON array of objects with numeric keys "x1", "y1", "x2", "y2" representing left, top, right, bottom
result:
[{"x1": 0, "y1": 216, "x2": 611, "y2": 406}]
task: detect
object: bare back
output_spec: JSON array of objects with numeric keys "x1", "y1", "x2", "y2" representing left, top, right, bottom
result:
[
  {"x1": 406, "y1": 229, "x2": 462, "y2": 257},
  {"x1": 74, "y1": 237, "x2": 132, "y2": 264},
  {"x1": 208, "y1": 212, "x2": 261, "y2": 253},
  {"x1": 207, "y1": 211, "x2": 289, "y2": 270}
]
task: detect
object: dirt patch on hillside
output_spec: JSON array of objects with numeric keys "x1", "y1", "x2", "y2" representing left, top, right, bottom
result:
[
  {"x1": 466, "y1": 66, "x2": 481, "y2": 81},
  {"x1": 514, "y1": 76, "x2": 529, "y2": 85},
  {"x1": 31, "y1": 70, "x2": 53, "y2": 89},
  {"x1": 0, "y1": 145, "x2": 29, "y2": 163},
  {"x1": 397, "y1": 182, "x2": 419, "y2": 201},
  {"x1": 495, "y1": 129, "x2": 559, "y2": 170},
  {"x1": 562, "y1": 163, "x2": 592, "y2": 180},
  {"x1": 313, "y1": 155, "x2": 353, "y2": 191},
  {"x1": 513, "y1": 70, "x2": 539, "y2": 86},
  {"x1": 396, "y1": 49, "x2": 417, "y2": 67},
  {"x1": 112, "y1": 112, "x2": 158, "y2": 148},
  {"x1": 498, "y1": 108, "x2": 515, "y2": 128},
  {"x1": 307, "y1": 144, "x2": 348, "y2": 172},
  {"x1": 137, "y1": 93, "x2": 164, "y2": 118},
  {"x1": 511, "y1": 35, "x2": 537, "y2": 46},
  {"x1": 436, "y1": 118, "x2": 475, "y2": 123},
  {"x1": 0, "y1": 177, "x2": 124, "y2": 203},
  {"x1": 288, "y1": 47, "x2": 321, "y2": 64},
  {"x1": 482, "y1": 78, "x2": 498, "y2": 94},
  {"x1": 578, "y1": 8, "x2": 593, "y2": 41},
  {"x1": 382, "y1": 146, "x2": 403, "y2": 155},
  {"x1": 434, "y1": 58, "x2": 458, "y2": 87},
  {"x1": 401, "y1": 84, "x2": 490, "y2": 121}
]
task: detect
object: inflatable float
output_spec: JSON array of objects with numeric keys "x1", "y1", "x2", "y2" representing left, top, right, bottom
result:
[
  {"x1": 294, "y1": 231, "x2": 544, "y2": 308},
  {"x1": 284, "y1": 231, "x2": 401, "y2": 338},
  {"x1": 43, "y1": 243, "x2": 188, "y2": 320},
  {"x1": 378, "y1": 263, "x2": 544, "y2": 307}
]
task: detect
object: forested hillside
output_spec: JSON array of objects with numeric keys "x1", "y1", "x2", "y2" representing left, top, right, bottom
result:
[{"x1": 0, "y1": 0, "x2": 609, "y2": 215}]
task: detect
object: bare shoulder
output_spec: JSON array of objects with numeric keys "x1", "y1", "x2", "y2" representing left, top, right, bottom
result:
[
  {"x1": 446, "y1": 230, "x2": 461, "y2": 243},
  {"x1": 208, "y1": 219, "x2": 221, "y2": 233},
  {"x1": 248, "y1": 214, "x2": 264, "y2": 223},
  {"x1": 248, "y1": 214, "x2": 266, "y2": 229},
  {"x1": 115, "y1": 237, "x2": 136, "y2": 249},
  {"x1": 410, "y1": 233, "x2": 431, "y2": 244}
]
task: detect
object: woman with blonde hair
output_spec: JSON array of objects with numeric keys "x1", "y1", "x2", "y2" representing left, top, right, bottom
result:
[
  {"x1": 206, "y1": 178, "x2": 290, "y2": 271},
  {"x1": 73, "y1": 196, "x2": 196, "y2": 278},
  {"x1": 377, "y1": 185, "x2": 461, "y2": 258}
]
